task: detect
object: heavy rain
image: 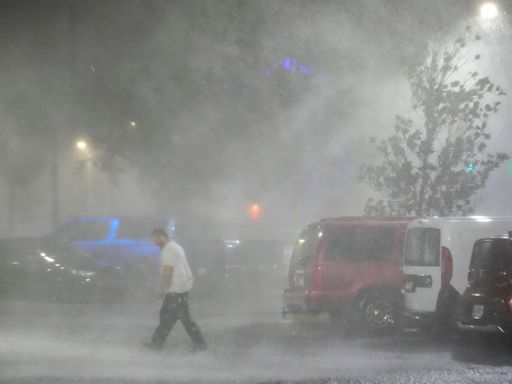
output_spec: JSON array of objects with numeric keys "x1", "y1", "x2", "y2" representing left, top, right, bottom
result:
[{"x1": 1, "y1": 1, "x2": 512, "y2": 383}]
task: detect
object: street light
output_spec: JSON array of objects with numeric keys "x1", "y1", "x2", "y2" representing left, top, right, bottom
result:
[
  {"x1": 480, "y1": 2, "x2": 499, "y2": 20},
  {"x1": 76, "y1": 139, "x2": 88, "y2": 152}
]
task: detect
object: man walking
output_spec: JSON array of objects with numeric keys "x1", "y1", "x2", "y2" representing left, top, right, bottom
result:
[{"x1": 144, "y1": 228, "x2": 207, "y2": 352}]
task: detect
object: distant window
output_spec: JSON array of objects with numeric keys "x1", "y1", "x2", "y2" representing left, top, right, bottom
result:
[
  {"x1": 324, "y1": 227, "x2": 395, "y2": 262},
  {"x1": 57, "y1": 221, "x2": 110, "y2": 242},
  {"x1": 404, "y1": 228, "x2": 440, "y2": 266}
]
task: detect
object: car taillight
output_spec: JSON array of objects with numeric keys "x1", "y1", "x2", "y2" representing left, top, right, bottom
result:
[
  {"x1": 441, "y1": 246, "x2": 453, "y2": 284},
  {"x1": 467, "y1": 268, "x2": 476, "y2": 286},
  {"x1": 312, "y1": 264, "x2": 323, "y2": 288}
]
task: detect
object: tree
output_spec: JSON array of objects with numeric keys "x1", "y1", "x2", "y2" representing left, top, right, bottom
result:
[{"x1": 360, "y1": 27, "x2": 509, "y2": 217}]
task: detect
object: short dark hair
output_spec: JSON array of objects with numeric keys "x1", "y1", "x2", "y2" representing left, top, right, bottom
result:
[{"x1": 151, "y1": 228, "x2": 169, "y2": 238}]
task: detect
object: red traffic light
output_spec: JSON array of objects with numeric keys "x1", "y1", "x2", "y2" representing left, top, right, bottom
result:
[{"x1": 248, "y1": 203, "x2": 261, "y2": 220}]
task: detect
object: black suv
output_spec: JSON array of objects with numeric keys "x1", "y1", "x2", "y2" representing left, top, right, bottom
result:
[{"x1": 458, "y1": 232, "x2": 512, "y2": 335}]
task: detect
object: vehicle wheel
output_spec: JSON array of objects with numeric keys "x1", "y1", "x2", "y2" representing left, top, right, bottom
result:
[{"x1": 358, "y1": 294, "x2": 398, "y2": 334}]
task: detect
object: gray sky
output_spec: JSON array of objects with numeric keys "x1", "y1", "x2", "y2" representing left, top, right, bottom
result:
[{"x1": 1, "y1": 0, "x2": 511, "y2": 239}]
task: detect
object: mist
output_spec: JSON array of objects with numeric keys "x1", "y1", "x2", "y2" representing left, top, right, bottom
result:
[
  {"x1": 2, "y1": 0, "x2": 510, "y2": 238},
  {"x1": 2, "y1": 1, "x2": 512, "y2": 383}
]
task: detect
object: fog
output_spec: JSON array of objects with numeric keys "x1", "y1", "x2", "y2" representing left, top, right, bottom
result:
[
  {"x1": 2, "y1": 1, "x2": 512, "y2": 383},
  {"x1": 1, "y1": 0, "x2": 511, "y2": 238},
  {"x1": 0, "y1": 282, "x2": 471, "y2": 383}
]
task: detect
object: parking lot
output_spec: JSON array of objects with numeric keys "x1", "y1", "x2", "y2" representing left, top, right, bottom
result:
[{"x1": 2, "y1": 286, "x2": 512, "y2": 384}]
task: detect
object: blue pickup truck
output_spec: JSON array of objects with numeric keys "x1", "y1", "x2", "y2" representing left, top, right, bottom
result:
[{"x1": 53, "y1": 216, "x2": 176, "y2": 294}]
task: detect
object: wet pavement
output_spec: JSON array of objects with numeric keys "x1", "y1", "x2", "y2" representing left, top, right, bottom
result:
[{"x1": 1, "y1": 290, "x2": 512, "y2": 384}]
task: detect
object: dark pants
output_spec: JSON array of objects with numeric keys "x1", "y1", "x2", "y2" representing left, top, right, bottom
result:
[{"x1": 152, "y1": 292, "x2": 205, "y2": 346}]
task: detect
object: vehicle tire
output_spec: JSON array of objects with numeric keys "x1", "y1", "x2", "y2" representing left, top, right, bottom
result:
[{"x1": 357, "y1": 293, "x2": 399, "y2": 334}]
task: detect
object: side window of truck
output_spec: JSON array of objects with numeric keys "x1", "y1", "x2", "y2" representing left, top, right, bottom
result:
[
  {"x1": 324, "y1": 229, "x2": 352, "y2": 261},
  {"x1": 116, "y1": 218, "x2": 170, "y2": 239},
  {"x1": 324, "y1": 227, "x2": 394, "y2": 261}
]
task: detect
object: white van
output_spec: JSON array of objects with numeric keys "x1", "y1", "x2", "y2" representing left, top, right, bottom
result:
[{"x1": 403, "y1": 216, "x2": 512, "y2": 328}]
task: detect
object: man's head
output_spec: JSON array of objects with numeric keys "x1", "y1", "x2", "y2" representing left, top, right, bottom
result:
[{"x1": 151, "y1": 228, "x2": 170, "y2": 249}]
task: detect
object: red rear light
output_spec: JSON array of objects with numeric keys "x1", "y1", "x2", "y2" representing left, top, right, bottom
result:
[
  {"x1": 312, "y1": 264, "x2": 323, "y2": 288},
  {"x1": 441, "y1": 246, "x2": 453, "y2": 284}
]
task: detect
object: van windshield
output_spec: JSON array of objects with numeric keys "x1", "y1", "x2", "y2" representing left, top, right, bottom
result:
[
  {"x1": 472, "y1": 239, "x2": 510, "y2": 271},
  {"x1": 290, "y1": 225, "x2": 321, "y2": 267},
  {"x1": 404, "y1": 228, "x2": 440, "y2": 266}
]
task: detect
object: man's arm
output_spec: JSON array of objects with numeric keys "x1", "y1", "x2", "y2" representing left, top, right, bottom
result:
[{"x1": 156, "y1": 265, "x2": 173, "y2": 298}]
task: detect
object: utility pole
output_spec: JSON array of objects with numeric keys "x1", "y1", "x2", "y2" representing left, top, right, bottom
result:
[{"x1": 51, "y1": 132, "x2": 60, "y2": 229}]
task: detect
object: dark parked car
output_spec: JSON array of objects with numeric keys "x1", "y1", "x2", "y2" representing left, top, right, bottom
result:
[
  {"x1": 224, "y1": 238, "x2": 288, "y2": 286},
  {"x1": 175, "y1": 236, "x2": 227, "y2": 296},
  {"x1": 458, "y1": 232, "x2": 512, "y2": 335},
  {"x1": 0, "y1": 236, "x2": 124, "y2": 303},
  {"x1": 282, "y1": 217, "x2": 411, "y2": 333}
]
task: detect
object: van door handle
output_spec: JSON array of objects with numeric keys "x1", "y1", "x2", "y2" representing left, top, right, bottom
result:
[{"x1": 404, "y1": 274, "x2": 433, "y2": 290}]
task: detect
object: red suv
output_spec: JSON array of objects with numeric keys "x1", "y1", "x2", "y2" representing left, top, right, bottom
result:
[
  {"x1": 458, "y1": 233, "x2": 512, "y2": 335},
  {"x1": 282, "y1": 217, "x2": 411, "y2": 333}
]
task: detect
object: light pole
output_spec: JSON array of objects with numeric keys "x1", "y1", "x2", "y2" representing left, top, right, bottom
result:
[{"x1": 75, "y1": 139, "x2": 93, "y2": 215}]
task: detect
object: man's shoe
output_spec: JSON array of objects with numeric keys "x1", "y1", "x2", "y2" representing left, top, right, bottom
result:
[
  {"x1": 191, "y1": 342, "x2": 207, "y2": 353},
  {"x1": 142, "y1": 341, "x2": 163, "y2": 351}
]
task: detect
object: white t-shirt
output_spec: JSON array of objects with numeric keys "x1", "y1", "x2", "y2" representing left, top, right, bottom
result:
[{"x1": 160, "y1": 240, "x2": 194, "y2": 293}]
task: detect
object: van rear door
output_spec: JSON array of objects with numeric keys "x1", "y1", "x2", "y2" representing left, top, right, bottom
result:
[
  {"x1": 403, "y1": 227, "x2": 442, "y2": 313},
  {"x1": 283, "y1": 224, "x2": 323, "y2": 313}
]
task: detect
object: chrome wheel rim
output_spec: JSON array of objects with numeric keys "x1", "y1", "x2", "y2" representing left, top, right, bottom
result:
[{"x1": 365, "y1": 298, "x2": 395, "y2": 330}]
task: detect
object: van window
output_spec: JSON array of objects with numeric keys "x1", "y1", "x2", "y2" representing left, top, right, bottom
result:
[
  {"x1": 290, "y1": 225, "x2": 321, "y2": 267},
  {"x1": 472, "y1": 239, "x2": 510, "y2": 271},
  {"x1": 324, "y1": 227, "x2": 395, "y2": 262},
  {"x1": 404, "y1": 228, "x2": 440, "y2": 266}
]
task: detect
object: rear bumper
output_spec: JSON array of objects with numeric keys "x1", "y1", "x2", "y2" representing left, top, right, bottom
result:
[
  {"x1": 457, "y1": 322, "x2": 507, "y2": 334},
  {"x1": 457, "y1": 315, "x2": 512, "y2": 335},
  {"x1": 282, "y1": 289, "x2": 331, "y2": 317}
]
